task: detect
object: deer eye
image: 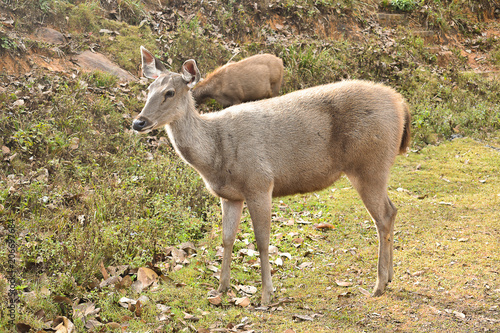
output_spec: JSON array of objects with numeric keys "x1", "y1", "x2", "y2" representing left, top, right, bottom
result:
[{"x1": 162, "y1": 89, "x2": 175, "y2": 103}]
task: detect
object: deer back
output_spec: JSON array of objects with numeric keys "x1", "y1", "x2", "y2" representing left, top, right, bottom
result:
[{"x1": 192, "y1": 54, "x2": 284, "y2": 107}]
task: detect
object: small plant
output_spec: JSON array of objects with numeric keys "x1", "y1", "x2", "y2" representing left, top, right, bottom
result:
[
  {"x1": 83, "y1": 71, "x2": 119, "y2": 88},
  {"x1": 390, "y1": 0, "x2": 418, "y2": 12},
  {"x1": 492, "y1": 45, "x2": 500, "y2": 66},
  {"x1": 0, "y1": 35, "x2": 17, "y2": 51}
]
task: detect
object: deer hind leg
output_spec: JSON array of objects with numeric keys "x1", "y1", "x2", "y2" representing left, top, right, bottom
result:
[
  {"x1": 218, "y1": 198, "x2": 244, "y2": 293},
  {"x1": 271, "y1": 80, "x2": 281, "y2": 97},
  {"x1": 246, "y1": 191, "x2": 273, "y2": 305},
  {"x1": 346, "y1": 171, "x2": 397, "y2": 297}
]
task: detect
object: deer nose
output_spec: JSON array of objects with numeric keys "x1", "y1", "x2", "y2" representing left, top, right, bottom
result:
[{"x1": 132, "y1": 118, "x2": 148, "y2": 131}]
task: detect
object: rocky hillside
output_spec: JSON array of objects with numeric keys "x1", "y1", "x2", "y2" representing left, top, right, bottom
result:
[{"x1": 1, "y1": 1, "x2": 499, "y2": 79}]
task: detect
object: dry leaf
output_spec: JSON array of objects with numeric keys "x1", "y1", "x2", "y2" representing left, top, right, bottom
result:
[
  {"x1": 99, "y1": 261, "x2": 109, "y2": 280},
  {"x1": 13, "y1": 99, "x2": 24, "y2": 107},
  {"x1": 15, "y1": 323, "x2": 31, "y2": 333},
  {"x1": 453, "y1": 310, "x2": 466, "y2": 319},
  {"x1": 313, "y1": 222, "x2": 335, "y2": 230},
  {"x1": 52, "y1": 295, "x2": 72, "y2": 305},
  {"x1": 292, "y1": 314, "x2": 314, "y2": 322},
  {"x1": 235, "y1": 296, "x2": 251, "y2": 307},
  {"x1": 138, "y1": 295, "x2": 150, "y2": 304},
  {"x1": 157, "y1": 313, "x2": 170, "y2": 322},
  {"x1": 106, "y1": 322, "x2": 121, "y2": 329},
  {"x1": 239, "y1": 248, "x2": 259, "y2": 257},
  {"x1": 338, "y1": 291, "x2": 353, "y2": 298},
  {"x1": 136, "y1": 266, "x2": 158, "y2": 290},
  {"x1": 268, "y1": 245, "x2": 279, "y2": 256},
  {"x1": 183, "y1": 312, "x2": 200, "y2": 321},
  {"x1": 72, "y1": 302, "x2": 100, "y2": 320},
  {"x1": 208, "y1": 294, "x2": 222, "y2": 306},
  {"x1": 207, "y1": 265, "x2": 218, "y2": 273},
  {"x1": 133, "y1": 300, "x2": 143, "y2": 317},
  {"x1": 40, "y1": 286, "x2": 50, "y2": 296},
  {"x1": 117, "y1": 275, "x2": 133, "y2": 289},
  {"x1": 358, "y1": 287, "x2": 371, "y2": 297},
  {"x1": 107, "y1": 265, "x2": 129, "y2": 276},
  {"x1": 180, "y1": 241, "x2": 196, "y2": 255},
  {"x1": 156, "y1": 303, "x2": 171, "y2": 313},
  {"x1": 119, "y1": 297, "x2": 136, "y2": 308},
  {"x1": 85, "y1": 319, "x2": 102, "y2": 329},
  {"x1": 280, "y1": 252, "x2": 292, "y2": 260},
  {"x1": 237, "y1": 285, "x2": 258, "y2": 295},
  {"x1": 69, "y1": 137, "x2": 80, "y2": 150},
  {"x1": 298, "y1": 262, "x2": 313, "y2": 269},
  {"x1": 34, "y1": 309, "x2": 46, "y2": 320},
  {"x1": 53, "y1": 316, "x2": 75, "y2": 333},
  {"x1": 428, "y1": 305, "x2": 442, "y2": 314},
  {"x1": 99, "y1": 275, "x2": 121, "y2": 288},
  {"x1": 275, "y1": 257, "x2": 283, "y2": 266},
  {"x1": 335, "y1": 279, "x2": 353, "y2": 287},
  {"x1": 1, "y1": 146, "x2": 10, "y2": 155},
  {"x1": 171, "y1": 248, "x2": 188, "y2": 263}
]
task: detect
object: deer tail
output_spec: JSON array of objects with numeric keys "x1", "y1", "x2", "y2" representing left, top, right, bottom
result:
[{"x1": 399, "y1": 101, "x2": 411, "y2": 155}]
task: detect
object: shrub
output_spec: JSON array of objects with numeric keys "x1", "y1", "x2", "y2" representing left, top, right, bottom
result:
[{"x1": 390, "y1": 0, "x2": 419, "y2": 12}]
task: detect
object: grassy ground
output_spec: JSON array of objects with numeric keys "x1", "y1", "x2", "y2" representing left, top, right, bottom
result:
[{"x1": 0, "y1": 0, "x2": 499, "y2": 332}]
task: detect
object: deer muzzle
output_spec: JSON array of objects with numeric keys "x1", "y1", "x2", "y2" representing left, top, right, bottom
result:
[{"x1": 132, "y1": 117, "x2": 156, "y2": 132}]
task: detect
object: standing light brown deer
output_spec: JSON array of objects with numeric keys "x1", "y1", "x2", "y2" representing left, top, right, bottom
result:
[
  {"x1": 191, "y1": 53, "x2": 284, "y2": 107},
  {"x1": 133, "y1": 46, "x2": 411, "y2": 305}
]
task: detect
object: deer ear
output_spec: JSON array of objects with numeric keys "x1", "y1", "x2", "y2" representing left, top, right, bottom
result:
[
  {"x1": 140, "y1": 46, "x2": 168, "y2": 79},
  {"x1": 181, "y1": 59, "x2": 201, "y2": 88}
]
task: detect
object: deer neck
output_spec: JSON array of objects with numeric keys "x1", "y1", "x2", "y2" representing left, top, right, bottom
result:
[{"x1": 166, "y1": 101, "x2": 215, "y2": 172}]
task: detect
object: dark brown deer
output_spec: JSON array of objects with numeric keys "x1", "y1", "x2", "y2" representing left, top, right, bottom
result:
[
  {"x1": 133, "y1": 46, "x2": 411, "y2": 305},
  {"x1": 191, "y1": 53, "x2": 284, "y2": 107}
]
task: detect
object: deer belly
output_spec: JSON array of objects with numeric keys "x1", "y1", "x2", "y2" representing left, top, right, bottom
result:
[
  {"x1": 203, "y1": 178, "x2": 245, "y2": 201},
  {"x1": 272, "y1": 171, "x2": 342, "y2": 197}
]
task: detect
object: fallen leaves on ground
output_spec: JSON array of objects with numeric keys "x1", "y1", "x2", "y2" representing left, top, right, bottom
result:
[
  {"x1": 335, "y1": 279, "x2": 353, "y2": 287},
  {"x1": 313, "y1": 222, "x2": 335, "y2": 230},
  {"x1": 52, "y1": 316, "x2": 75, "y2": 333}
]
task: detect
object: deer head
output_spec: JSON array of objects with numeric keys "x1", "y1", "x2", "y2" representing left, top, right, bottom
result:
[{"x1": 132, "y1": 46, "x2": 201, "y2": 133}]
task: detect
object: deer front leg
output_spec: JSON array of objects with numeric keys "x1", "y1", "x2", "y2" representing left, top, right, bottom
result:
[
  {"x1": 246, "y1": 192, "x2": 273, "y2": 305},
  {"x1": 218, "y1": 198, "x2": 244, "y2": 293}
]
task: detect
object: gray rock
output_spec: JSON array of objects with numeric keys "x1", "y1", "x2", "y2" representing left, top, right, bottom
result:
[
  {"x1": 72, "y1": 51, "x2": 137, "y2": 82},
  {"x1": 35, "y1": 27, "x2": 67, "y2": 45}
]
